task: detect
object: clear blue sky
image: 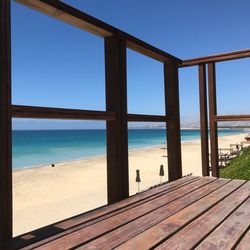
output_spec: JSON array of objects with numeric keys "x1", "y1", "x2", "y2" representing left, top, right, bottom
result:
[{"x1": 11, "y1": 0, "x2": 250, "y2": 129}]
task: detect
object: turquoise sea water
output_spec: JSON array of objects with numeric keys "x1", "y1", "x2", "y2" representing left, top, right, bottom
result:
[{"x1": 12, "y1": 129, "x2": 246, "y2": 170}]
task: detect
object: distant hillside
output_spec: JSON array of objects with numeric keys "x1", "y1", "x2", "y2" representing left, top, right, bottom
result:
[
  {"x1": 128, "y1": 121, "x2": 250, "y2": 129},
  {"x1": 183, "y1": 121, "x2": 250, "y2": 129}
]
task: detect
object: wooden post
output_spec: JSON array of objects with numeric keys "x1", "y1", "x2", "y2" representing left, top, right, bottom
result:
[
  {"x1": 198, "y1": 64, "x2": 209, "y2": 176},
  {"x1": 105, "y1": 36, "x2": 129, "y2": 203},
  {"x1": 208, "y1": 63, "x2": 219, "y2": 177},
  {"x1": 164, "y1": 62, "x2": 182, "y2": 181},
  {"x1": 0, "y1": 0, "x2": 13, "y2": 247}
]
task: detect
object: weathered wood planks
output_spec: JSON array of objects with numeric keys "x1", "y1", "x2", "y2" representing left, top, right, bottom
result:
[
  {"x1": 235, "y1": 229, "x2": 250, "y2": 250},
  {"x1": 15, "y1": 177, "x2": 250, "y2": 250},
  {"x1": 78, "y1": 178, "x2": 228, "y2": 250},
  {"x1": 15, "y1": 176, "x2": 198, "y2": 249},
  {"x1": 196, "y1": 196, "x2": 250, "y2": 249},
  {"x1": 116, "y1": 180, "x2": 245, "y2": 250},
  {"x1": 33, "y1": 178, "x2": 214, "y2": 250},
  {"x1": 156, "y1": 181, "x2": 250, "y2": 249}
]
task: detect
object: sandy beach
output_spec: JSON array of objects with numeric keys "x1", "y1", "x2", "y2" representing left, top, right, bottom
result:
[{"x1": 13, "y1": 132, "x2": 249, "y2": 236}]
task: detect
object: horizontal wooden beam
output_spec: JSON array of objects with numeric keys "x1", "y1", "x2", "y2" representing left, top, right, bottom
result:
[
  {"x1": 181, "y1": 49, "x2": 250, "y2": 67},
  {"x1": 12, "y1": 105, "x2": 115, "y2": 120},
  {"x1": 15, "y1": 0, "x2": 182, "y2": 64},
  {"x1": 215, "y1": 115, "x2": 250, "y2": 122},
  {"x1": 127, "y1": 114, "x2": 167, "y2": 122}
]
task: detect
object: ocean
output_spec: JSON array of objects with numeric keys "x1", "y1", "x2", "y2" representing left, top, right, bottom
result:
[{"x1": 12, "y1": 129, "x2": 246, "y2": 170}]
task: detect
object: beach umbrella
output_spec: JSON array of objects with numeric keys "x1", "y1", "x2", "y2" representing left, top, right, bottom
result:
[
  {"x1": 136, "y1": 169, "x2": 141, "y2": 192},
  {"x1": 159, "y1": 164, "x2": 164, "y2": 184}
]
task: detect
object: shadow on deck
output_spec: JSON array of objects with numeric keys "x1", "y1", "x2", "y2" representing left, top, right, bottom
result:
[{"x1": 14, "y1": 175, "x2": 250, "y2": 249}]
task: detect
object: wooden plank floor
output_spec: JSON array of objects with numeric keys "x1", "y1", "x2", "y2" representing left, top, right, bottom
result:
[{"x1": 14, "y1": 176, "x2": 250, "y2": 250}]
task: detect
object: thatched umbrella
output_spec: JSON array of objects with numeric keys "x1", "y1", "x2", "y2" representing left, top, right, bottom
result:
[
  {"x1": 159, "y1": 164, "x2": 164, "y2": 184},
  {"x1": 136, "y1": 169, "x2": 141, "y2": 192}
]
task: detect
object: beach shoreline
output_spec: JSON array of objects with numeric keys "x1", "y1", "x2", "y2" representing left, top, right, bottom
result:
[
  {"x1": 12, "y1": 130, "x2": 247, "y2": 172},
  {"x1": 13, "y1": 132, "x2": 249, "y2": 236}
]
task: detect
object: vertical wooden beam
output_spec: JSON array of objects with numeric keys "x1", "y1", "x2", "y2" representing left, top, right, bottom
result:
[
  {"x1": 198, "y1": 64, "x2": 209, "y2": 176},
  {"x1": 0, "y1": 0, "x2": 13, "y2": 247},
  {"x1": 105, "y1": 36, "x2": 129, "y2": 203},
  {"x1": 164, "y1": 62, "x2": 182, "y2": 181},
  {"x1": 208, "y1": 63, "x2": 219, "y2": 177}
]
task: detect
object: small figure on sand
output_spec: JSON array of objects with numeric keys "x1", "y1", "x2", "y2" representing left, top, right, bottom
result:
[
  {"x1": 136, "y1": 169, "x2": 141, "y2": 193},
  {"x1": 159, "y1": 164, "x2": 164, "y2": 184},
  {"x1": 51, "y1": 163, "x2": 55, "y2": 168}
]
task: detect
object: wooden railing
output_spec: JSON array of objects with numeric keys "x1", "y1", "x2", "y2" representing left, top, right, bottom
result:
[
  {"x1": 0, "y1": 0, "x2": 250, "y2": 248},
  {"x1": 182, "y1": 51, "x2": 250, "y2": 178},
  {"x1": 0, "y1": 1, "x2": 183, "y2": 247}
]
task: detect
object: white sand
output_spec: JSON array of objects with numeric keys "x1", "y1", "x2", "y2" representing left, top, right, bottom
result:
[{"x1": 13, "y1": 132, "x2": 249, "y2": 236}]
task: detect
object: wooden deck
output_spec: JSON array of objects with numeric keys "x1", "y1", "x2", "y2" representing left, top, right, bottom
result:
[{"x1": 15, "y1": 176, "x2": 250, "y2": 250}]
